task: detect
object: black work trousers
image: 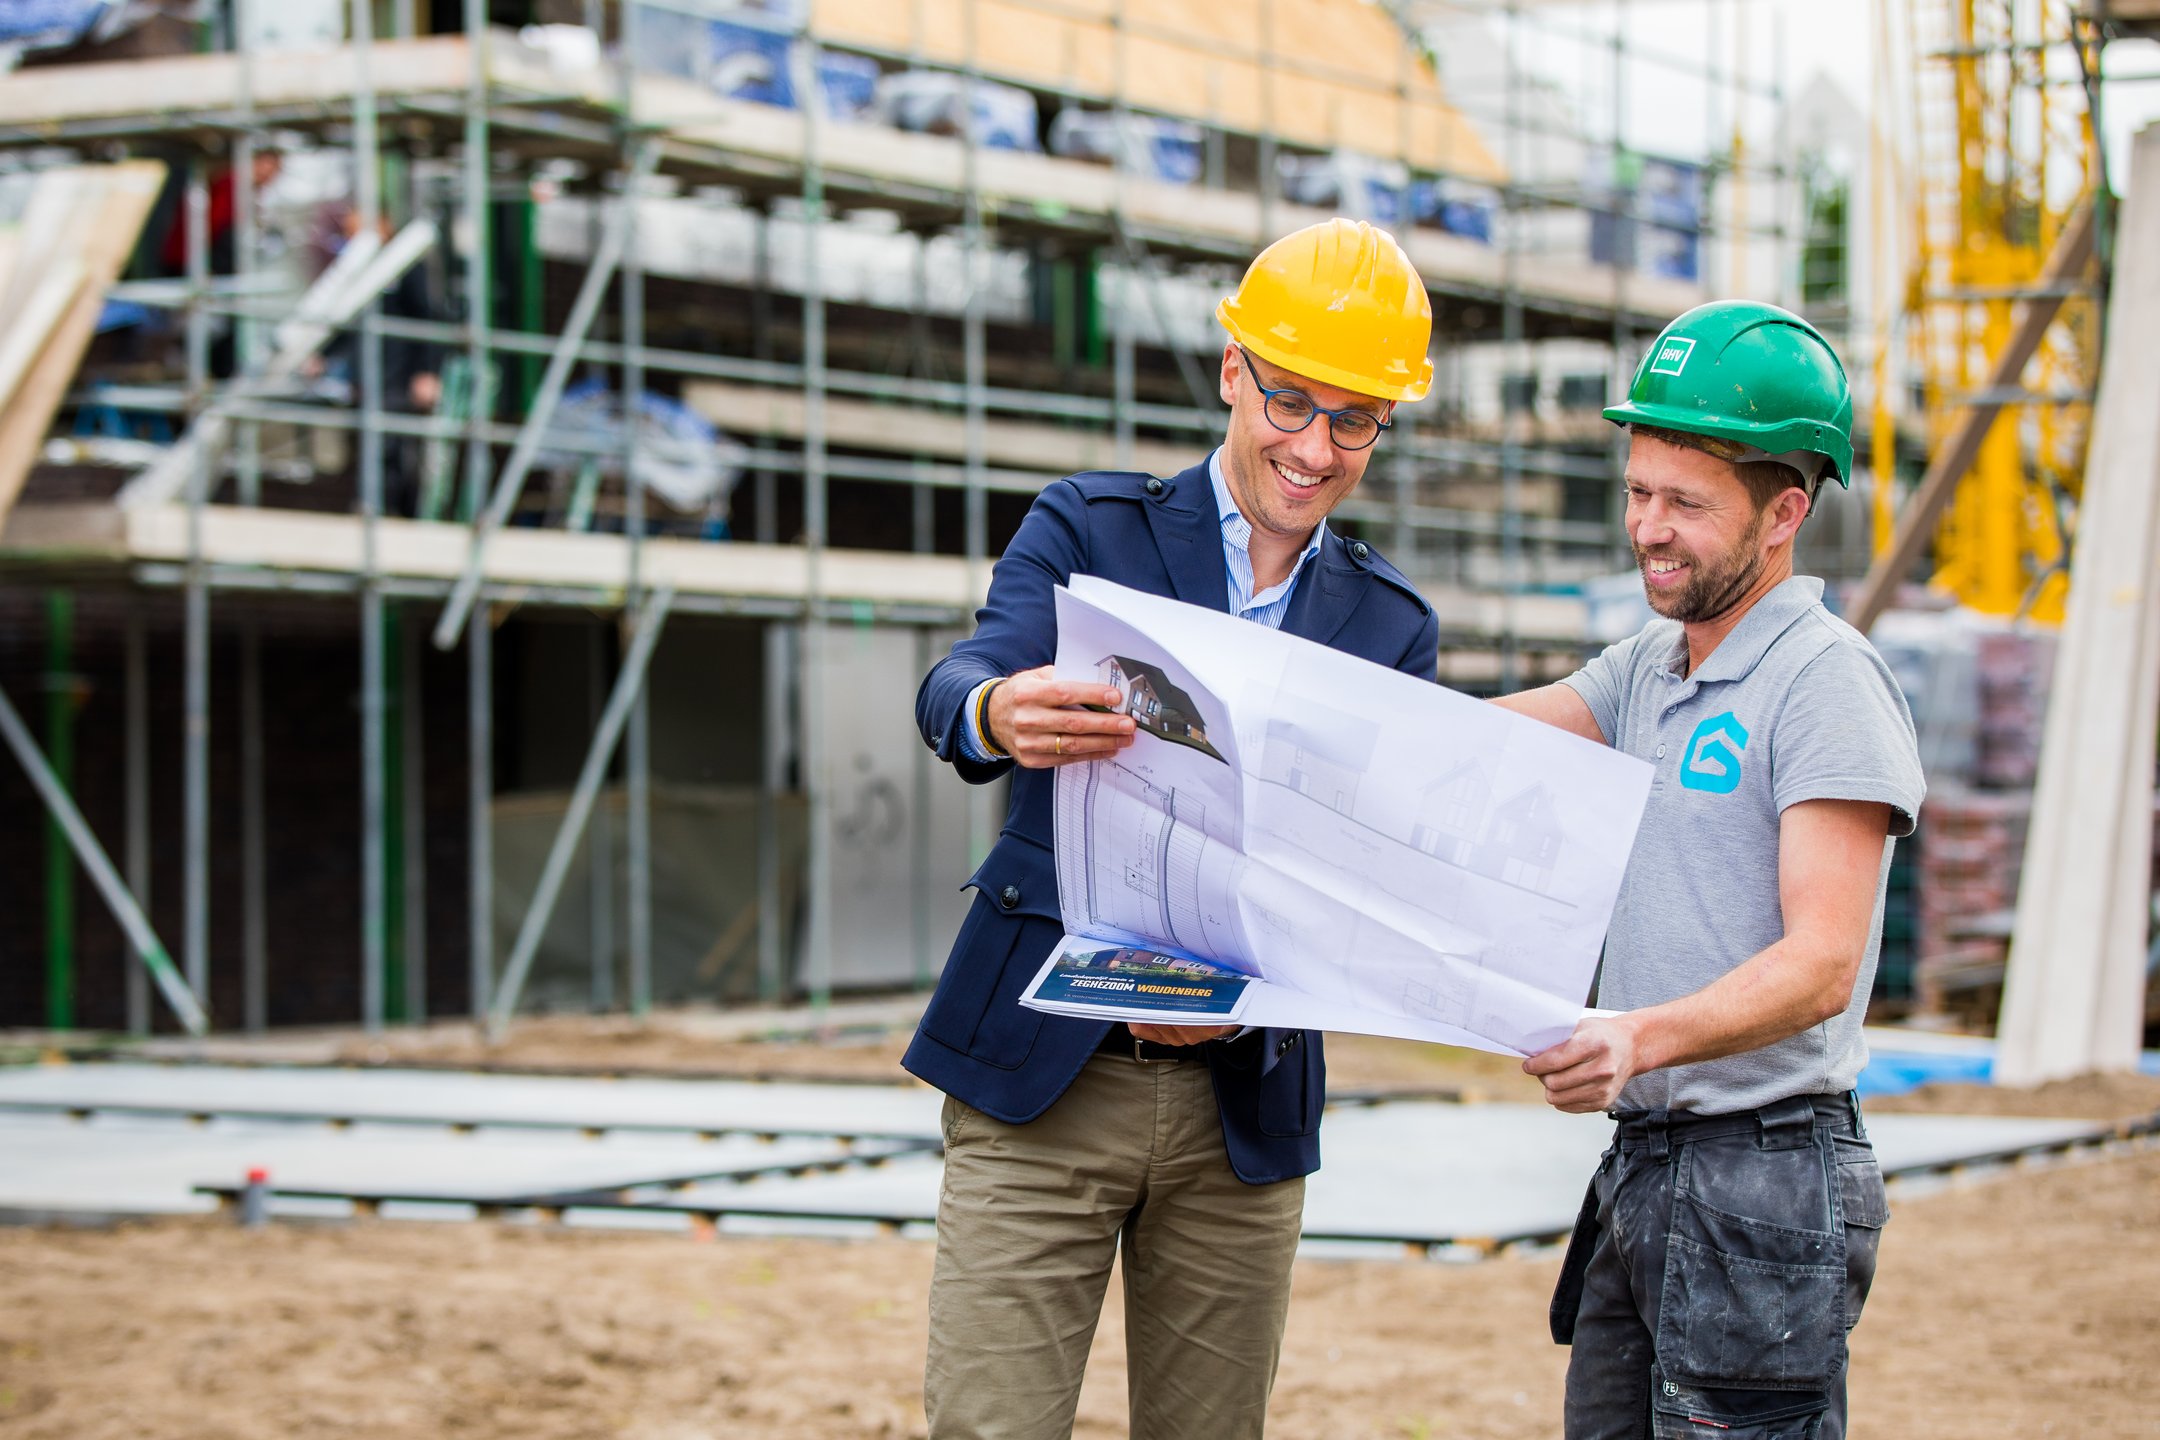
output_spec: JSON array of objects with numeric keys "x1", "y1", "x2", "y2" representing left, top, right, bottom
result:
[{"x1": 1550, "y1": 1094, "x2": 1890, "y2": 1439}]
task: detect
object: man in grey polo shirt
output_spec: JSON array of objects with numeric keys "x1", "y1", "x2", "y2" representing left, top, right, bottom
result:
[{"x1": 1497, "y1": 301, "x2": 1924, "y2": 1440}]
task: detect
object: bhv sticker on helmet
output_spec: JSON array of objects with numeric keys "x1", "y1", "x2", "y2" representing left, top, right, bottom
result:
[{"x1": 1649, "y1": 336, "x2": 1696, "y2": 376}]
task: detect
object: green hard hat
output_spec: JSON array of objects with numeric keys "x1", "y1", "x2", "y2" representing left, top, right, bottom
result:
[{"x1": 1605, "y1": 300, "x2": 1855, "y2": 488}]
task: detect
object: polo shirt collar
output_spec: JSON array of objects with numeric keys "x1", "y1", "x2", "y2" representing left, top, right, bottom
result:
[
  {"x1": 1206, "y1": 447, "x2": 1327, "y2": 570},
  {"x1": 1666, "y1": 574, "x2": 1824, "y2": 685}
]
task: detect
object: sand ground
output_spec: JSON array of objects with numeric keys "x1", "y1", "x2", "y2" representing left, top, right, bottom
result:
[
  {"x1": 1, "y1": 1026, "x2": 2156, "y2": 1440},
  {"x1": 0, "y1": 1142, "x2": 2155, "y2": 1438}
]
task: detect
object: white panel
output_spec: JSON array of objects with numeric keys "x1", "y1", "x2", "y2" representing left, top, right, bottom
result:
[{"x1": 816, "y1": 624, "x2": 976, "y2": 988}]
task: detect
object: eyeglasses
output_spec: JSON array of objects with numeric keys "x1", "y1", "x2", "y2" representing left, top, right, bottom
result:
[{"x1": 1239, "y1": 347, "x2": 1392, "y2": 451}]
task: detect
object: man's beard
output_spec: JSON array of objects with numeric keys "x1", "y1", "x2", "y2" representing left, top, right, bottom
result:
[{"x1": 1636, "y1": 512, "x2": 1769, "y2": 624}]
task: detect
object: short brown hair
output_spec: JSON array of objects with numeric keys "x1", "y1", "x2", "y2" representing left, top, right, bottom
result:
[{"x1": 1630, "y1": 424, "x2": 1809, "y2": 514}]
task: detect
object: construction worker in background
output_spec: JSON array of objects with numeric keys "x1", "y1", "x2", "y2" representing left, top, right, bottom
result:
[
  {"x1": 907, "y1": 219, "x2": 1440, "y2": 1439},
  {"x1": 1495, "y1": 301, "x2": 1926, "y2": 1439}
]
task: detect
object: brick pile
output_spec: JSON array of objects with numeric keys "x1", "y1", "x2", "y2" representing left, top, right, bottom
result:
[
  {"x1": 1912, "y1": 786, "x2": 2031, "y2": 1018},
  {"x1": 1972, "y1": 627, "x2": 2057, "y2": 789}
]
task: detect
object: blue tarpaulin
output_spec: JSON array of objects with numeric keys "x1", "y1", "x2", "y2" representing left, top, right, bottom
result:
[
  {"x1": 0, "y1": 0, "x2": 106, "y2": 48},
  {"x1": 1855, "y1": 1041, "x2": 2160, "y2": 1097}
]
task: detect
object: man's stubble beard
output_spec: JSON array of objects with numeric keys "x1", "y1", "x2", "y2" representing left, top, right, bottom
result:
[{"x1": 1636, "y1": 506, "x2": 1770, "y2": 625}]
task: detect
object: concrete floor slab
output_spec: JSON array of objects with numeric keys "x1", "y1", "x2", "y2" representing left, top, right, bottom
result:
[
  {"x1": 0, "y1": 1066, "x2": 2111, "y2": 1245},
  {"x1": 670, "y1": 1104, "x2": 2109, "y2": 1244},
  {"x1": 0, "y1": 1112, "x2": 908, "y2": 1216},
  {"x1": 0, "y1": 1062, "x2": 945, "y2": 1139}
]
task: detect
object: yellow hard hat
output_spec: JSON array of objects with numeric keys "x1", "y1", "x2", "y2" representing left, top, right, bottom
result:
[{"x1": 1216, "y1": 218, "x2": 1433, "y2": 403}]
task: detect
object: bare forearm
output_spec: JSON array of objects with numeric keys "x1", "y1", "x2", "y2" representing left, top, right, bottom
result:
[
  {"x1": 1525, "y1": 798, "x2": 1892, "y2": 1113},
  {"x1": 1490, "y1": 683, "x2": 1605, "y2": 744},
  {"x1": 1620, "y1": 936, "x2": 1857, "y2": 1073}
]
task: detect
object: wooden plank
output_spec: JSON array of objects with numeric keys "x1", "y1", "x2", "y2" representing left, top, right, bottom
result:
[
  {"x1": 0, "y1": 500, "x2": 1594, "y2": 640},
  {"x1": 0, "y1": 167, "x2": 98, "y2": 334},
  {"x1": 0, "y1": 160, "x2": 165, "y2": 533},
  {"x1": 0, "y1": 256, "x2": 85, "y2": 414},
  {"x1": 1996, "y1": 126, "x2": 2160, "y2": 1084},
  {"x1": 678, "y1": 377, "x2": 1193, "y2": 478},
  {"x1": 0, "y1": 36, "x2": 473, "y2": 130}
]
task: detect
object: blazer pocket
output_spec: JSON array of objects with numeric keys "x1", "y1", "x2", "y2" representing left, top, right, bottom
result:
[{"x1": 1256, "y1": 1037, "x2": 1321, "y2": 1138}]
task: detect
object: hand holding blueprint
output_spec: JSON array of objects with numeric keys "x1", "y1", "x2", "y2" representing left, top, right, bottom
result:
[{"x1": 1019, "y1": 576, "x2": 1654, "y2": 1056}]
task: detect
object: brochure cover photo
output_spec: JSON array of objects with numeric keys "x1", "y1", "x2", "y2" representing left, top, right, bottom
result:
[{"x1": 1022, "y1": 939, "x2": 1254, "y2": 1024}]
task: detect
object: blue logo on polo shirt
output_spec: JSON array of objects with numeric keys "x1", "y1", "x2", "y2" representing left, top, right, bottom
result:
[{"x1": 1679, "y1": 712, "x2": 1750, "y2": 793}]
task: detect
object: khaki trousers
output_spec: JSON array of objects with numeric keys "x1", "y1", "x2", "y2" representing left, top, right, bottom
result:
[{"x1": 924, "y1": 1052, "x2": 1306, "y2": 1440}]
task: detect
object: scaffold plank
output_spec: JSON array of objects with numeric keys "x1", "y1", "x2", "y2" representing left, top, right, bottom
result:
[
  {"x1": 680, "y1": 377, "x2": 1192, "y2": 477},
  {"x1": 0, "y1": 501, "x2": 1596, "y2": 641}
]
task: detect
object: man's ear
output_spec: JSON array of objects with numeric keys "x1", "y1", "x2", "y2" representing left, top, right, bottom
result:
[
  {"x1": 1766, "y1": 485, "x2": 1812, "y2": 547},
  {"x1": 1219, "y1": 342, "x2": 1241, "y2": 408}
]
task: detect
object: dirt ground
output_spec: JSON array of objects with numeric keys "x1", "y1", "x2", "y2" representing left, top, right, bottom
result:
[
  {"x1": 1, "y1": 1140, "x2": 2156, "y2": 1439},
  {"x1": 8, "y1": 1020, "x2": 2154, "y2": 1436}
]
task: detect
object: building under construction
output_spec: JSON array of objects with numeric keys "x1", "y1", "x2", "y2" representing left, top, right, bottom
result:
[{"x1": 1, "y1": 0, "x2": 2144, "y2": 1048}]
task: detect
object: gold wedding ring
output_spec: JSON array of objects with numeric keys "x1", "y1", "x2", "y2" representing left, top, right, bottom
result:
[{"x1": 1054, "y1": 734, "x2": 1063, "y2": 756}]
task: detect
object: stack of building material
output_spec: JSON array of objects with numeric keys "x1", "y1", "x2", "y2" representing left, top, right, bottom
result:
[
  {"x1": 1972, "y1": 626, "x2": 2057, "y2": 788},
  {"x1": 1997, "y1": 120, "x2": 2160, "y2": 1084},
  {"x1": 0, "y1": 160, "x2": 165, "y2": 531},
  {"x1": 1872, "y1": 614, "x2": 2060, "y2": 1015},
  {"x1": 808, "y1": 0, "x2": 1506, "y2": 183},
  {"x1": 1912, "y1": 786, "x2": 2031, "y2": 1018}
]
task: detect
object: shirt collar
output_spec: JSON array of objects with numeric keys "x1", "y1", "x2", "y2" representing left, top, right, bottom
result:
[
  {"x1": 1206, "y1": 447, "x2": 1327, "y2": 564},
  {"x1": 1666, "y1": 574, "x2": 1825, "y2": 685}
]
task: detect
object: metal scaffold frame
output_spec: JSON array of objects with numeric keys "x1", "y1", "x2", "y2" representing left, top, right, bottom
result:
[{"x1": 0, "y1": 0, "x2": 1792, "y2": 1037}]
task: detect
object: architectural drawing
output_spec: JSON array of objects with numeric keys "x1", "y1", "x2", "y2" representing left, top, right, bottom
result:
[
  {"x1": 1409, "y1": 763, "x2": 1566, "y2": 898},
  {"x1": 1036, "y1": 576, "x2": 1654, "y2": 1056},
  {"x1": 1259, "y1": 699, "x2": 1379, "y2": 816}
]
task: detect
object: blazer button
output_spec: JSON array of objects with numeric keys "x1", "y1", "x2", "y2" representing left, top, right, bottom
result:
[
  {"x1": 999, "y1": 884, "x2": 1021, "y2": 911},
  {"x1": 1350, "y1": 541, "x2": 1370, "y2": 561},
  {"x1": 1144, "y1": 476, "x2": 1165, "y2": 496}
]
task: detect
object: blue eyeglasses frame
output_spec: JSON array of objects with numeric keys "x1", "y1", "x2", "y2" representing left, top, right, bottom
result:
[{"x1": 1237, "y1": 346, "x2": 1393, "y2": 451}]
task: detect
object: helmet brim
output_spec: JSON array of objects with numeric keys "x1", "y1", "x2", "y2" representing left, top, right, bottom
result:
[
  {"x1": 1605, "y1": 399, "x2": 1852, "y2": 488},
  {"x1": 1219, "y1": 303, "x2": 1433, "y2": 404}
]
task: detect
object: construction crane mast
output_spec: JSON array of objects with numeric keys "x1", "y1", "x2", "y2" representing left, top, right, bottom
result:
[{"x1": 1876, "y1": 0, "x2": 2101, "y2": 621}]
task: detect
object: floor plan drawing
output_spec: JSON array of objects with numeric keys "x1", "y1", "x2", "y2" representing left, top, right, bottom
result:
[
  {"x1": 1057, "y1": 757, "x2": 1249, "y2": 963},
  {"x1": 1034, "y1": 577, "x2": 1654, "y2": 1056}
]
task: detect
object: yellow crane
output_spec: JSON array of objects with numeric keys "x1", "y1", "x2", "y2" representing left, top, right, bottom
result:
[{"x1": 1875, "y1": 0, "x2": 2101, "y2": 621}]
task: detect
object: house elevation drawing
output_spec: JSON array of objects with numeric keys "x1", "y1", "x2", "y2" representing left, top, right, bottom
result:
[{"x1": 1036, "y1": 577, "x2": 1654, "y2": 1056}]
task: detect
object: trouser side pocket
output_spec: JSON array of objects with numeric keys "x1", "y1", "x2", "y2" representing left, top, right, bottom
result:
[{"x1": 1655, "y1": 1139, "x2": 1847, "y2": 1393}]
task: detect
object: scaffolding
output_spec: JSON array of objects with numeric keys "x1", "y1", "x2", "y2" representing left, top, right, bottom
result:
[{"x1": 0, "y1": 0, "x2": 1793, "y2": 1037}]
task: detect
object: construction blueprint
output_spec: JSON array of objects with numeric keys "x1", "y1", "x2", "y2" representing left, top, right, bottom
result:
[{"x1": 1019, "y1": 576, "x2": 1655, "y2": 1056}]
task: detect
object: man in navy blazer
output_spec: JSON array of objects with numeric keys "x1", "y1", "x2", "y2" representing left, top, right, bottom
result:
[{"x1": 907, "y1": 219, "x2": 1442, "y2": 1440}]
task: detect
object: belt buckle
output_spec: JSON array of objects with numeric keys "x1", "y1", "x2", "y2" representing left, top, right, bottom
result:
[{"x1": 1132, "y1": 1036, "x2": 1178, "y2": 1063}]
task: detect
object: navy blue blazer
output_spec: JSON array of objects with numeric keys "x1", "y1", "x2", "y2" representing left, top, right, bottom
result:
[{"x1": 903, "y1": 459, "x2": 1441, "y2": 1184}]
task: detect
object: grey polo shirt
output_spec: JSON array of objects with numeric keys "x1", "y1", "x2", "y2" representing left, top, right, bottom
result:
[{"x1": 1560, "y1": 575, "x2": 1925, "y2": 1115}]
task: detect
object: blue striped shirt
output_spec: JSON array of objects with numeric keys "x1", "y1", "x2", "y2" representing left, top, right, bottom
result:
[{"x1": 959, "y1": 450, "x2": 1325, "y2": 761}]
